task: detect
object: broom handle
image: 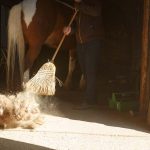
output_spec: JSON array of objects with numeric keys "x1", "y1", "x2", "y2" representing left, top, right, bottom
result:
[{"x1": 51, "y1": 9, "x2": 78, "y2": 62}]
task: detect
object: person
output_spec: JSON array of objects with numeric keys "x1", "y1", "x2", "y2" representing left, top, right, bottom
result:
[{"x1": 64, "y1": 0, "x2": 104, "y2": 109}]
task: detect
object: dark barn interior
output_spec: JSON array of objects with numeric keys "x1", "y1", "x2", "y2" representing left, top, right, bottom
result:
[
  {"x1": 0, "y1": 0, "x2": 150, "y2": 122},
  {"x1": 0, "y1": 0, "x2": 143, "y2": 98}
]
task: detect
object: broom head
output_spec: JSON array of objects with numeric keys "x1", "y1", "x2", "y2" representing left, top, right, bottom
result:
[{"x1": 25, "y1": 62, "x2": 56, "y2": 95}]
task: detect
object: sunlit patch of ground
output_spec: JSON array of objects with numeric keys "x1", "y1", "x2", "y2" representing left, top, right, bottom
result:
[{"x1": 0, "y1": 91, "x2": 150, "y2": 150}]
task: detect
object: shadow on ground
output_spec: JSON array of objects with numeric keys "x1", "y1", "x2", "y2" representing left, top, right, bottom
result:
[
  {"x1": 0, "y1": 138, "x2": 55, "y2": 150},
  {"x1": 42, "y1": 88, "x2": 150, "y2": 134}
]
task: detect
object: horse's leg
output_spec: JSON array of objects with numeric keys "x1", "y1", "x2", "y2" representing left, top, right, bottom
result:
[
  {"x1": 23, "y1": 69, "x2": 30, "y2": 85},
  {"x1": 64, "y1": 48, "x2": 86, "y2": 90},
  {"x1": 79, "y1": 74, "x2": 86, "y2": 90},
  {"x1": 23, "y1": 46, "x2": 41, "y2": 85},
  {"x1": 25, "y1": 44, "x2": 42, "y2": 74},
  {"x1": 21, "y1": 44, "x2": 42, "y2": 87},
  {"x1": 64, "y1": 48, "x2": 76, "y2": 90}
]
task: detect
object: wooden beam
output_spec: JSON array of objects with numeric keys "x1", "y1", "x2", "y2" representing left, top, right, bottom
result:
[{"x1": 140, "y1": 0, "x2": 150, "y2": 113}]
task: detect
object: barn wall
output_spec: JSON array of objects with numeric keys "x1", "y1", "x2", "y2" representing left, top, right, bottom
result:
[
  {"x1": 0, "y1": 5, "x2": 9, "y2": 50},
  {"x1": 142, "y1": 0, "x2": 150, "y2": 119},
  {"x1": 101, "y1": 0, "x2": 142, "y2": 92},
  {"x1": 0, "y1": 5, "x2": 9, "y2": 91},
  {"x1": 139, "y1": 0, "x2": 150, "y2": 114}
]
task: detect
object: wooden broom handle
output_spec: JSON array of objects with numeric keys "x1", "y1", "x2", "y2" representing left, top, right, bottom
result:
[{"x1": 51, "y1": 9, "x2": 78, "y2": 62}]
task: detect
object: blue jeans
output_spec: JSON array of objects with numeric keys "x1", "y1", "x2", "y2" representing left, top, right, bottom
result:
[{"x1": 77, "y1": 39, "x2": 101, "y2": 104}]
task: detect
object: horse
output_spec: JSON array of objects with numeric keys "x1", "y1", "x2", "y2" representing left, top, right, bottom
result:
[{"x1": 7, "y1": 0, "x2": 78, "y2": 92}]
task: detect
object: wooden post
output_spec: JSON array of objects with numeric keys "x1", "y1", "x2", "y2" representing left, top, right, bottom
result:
[
  {"x1": 148, "y1": 103, "x2": 150, "y2": 125},
  {"x1": 140, "y1": 0, "x2": 150, "y2": 113}
]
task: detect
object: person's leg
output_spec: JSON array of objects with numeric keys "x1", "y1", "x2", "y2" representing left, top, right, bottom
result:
[
  {"x1": 73, "y1": 41, "x2": 101, "y2": 109},
  {"x1": 76, "y1": 43, "x2": 86, "y2": 76},
  {"x1": 84, "y1": 40, "x2": 101, "y2": 105}
]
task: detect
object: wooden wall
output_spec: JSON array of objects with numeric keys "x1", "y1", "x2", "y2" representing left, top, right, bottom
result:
[{"x1": 140, "y1": 0, "x2": 150, "y2": 114}]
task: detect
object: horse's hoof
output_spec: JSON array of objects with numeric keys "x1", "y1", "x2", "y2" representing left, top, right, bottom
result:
[{"x1": 64, "y1": 81, "x2": 72, "y2": 90}]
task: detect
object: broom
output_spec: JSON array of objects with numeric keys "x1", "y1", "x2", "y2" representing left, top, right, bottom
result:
[{"x1": 25, "y1": 9, "x2": 78, "y2": 95}]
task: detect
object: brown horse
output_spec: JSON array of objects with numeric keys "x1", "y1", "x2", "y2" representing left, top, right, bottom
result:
[{"x1": 7, "y1": 0, "x2": 77, "y2": 91}]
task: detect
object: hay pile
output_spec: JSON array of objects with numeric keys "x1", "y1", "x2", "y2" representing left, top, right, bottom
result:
[{"x1": 0, "y1": 92, "x2": 43, "y2": 129}]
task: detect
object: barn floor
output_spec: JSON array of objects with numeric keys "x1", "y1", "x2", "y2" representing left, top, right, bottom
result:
[
  {"x1": 0, "y1": 51, "x2": 149, "y2": 149},
  {"x1": 0, "y1": 89, "x2": 150, "y2": 150}
]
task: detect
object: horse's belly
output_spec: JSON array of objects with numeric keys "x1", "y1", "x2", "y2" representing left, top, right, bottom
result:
[{"x1": 45, "y1": 31, "x2": 63, "y2": 48}]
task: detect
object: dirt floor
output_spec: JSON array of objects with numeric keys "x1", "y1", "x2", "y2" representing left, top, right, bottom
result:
[
  {"x1": 0, "y1": 49, "x2": 149, "y2": 149},
  {"x1": 0, "y1": 88, "x2": 150, "y2": 150}
]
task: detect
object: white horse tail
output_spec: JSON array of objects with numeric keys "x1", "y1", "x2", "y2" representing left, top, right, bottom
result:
[{"x1": 7, "y1": 3, "x2": 25, "y2": 86}]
